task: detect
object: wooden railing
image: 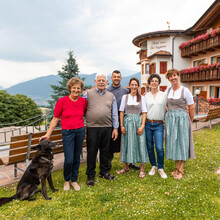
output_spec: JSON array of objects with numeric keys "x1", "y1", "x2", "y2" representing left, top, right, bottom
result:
[
  {"x1": 180, "y1": 36, "x2": 220, "y2": 57},
  {"x1": 180, "y1": 68, "x2": 220, "y2": 83}
]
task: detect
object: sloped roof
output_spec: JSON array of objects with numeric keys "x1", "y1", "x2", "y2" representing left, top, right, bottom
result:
[
  {"x1": 147, "y1": 50, "x2": 172, "y2": 59},
  {"x1": 132, "y1": 30, "x2": 184, "y2": 47},
  {"x1": 184, "y1": 0, "x2": 220, "y2": 34},
  {"x1": 132, "y1": 0, "x2": 220, "y2": 48}
]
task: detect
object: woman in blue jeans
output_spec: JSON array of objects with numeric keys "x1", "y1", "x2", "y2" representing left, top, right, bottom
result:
[
  {"x1": 144, "y1": 74, "x2": 167, "y2": 179},
  {"x1": 40, "y1": 77, "x2": 87, "y2": 191}
]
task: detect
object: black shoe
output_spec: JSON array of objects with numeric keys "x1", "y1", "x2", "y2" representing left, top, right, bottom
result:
[
  {"x1": 86, "y1": 179, "x2": 95, "y2": 186},
  {"x1": 99, "y1": 173, "x2": 115, "y2": 180},
  {"x1": 129, "y1": 164, "x2": 140, "y2": 170}
]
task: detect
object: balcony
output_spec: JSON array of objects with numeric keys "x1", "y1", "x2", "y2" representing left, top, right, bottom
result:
[
  {"x1": 180, "y1": 67, "x2": 220, "y2": 83},
  {"x1": 180, "y1": 36, "x2": 220, "y2": 57},
  {"x1": 139, "y1": 50, "x2": 148, "y2": 60}
]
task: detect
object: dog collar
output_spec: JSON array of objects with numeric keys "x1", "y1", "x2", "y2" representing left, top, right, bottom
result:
[{"x1": 41, "y1": 156, "x2": 53, "y2": 163}]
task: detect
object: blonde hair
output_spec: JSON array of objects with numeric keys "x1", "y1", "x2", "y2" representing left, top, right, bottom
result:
[
  {"x1": 67, "y1": 77, "x2": 84, "y2": 92},
  {"x1": 165, "y1": 69, "x2": 179, "y2": 79}
]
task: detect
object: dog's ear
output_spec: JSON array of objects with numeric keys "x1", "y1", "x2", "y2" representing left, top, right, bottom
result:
[{"x1": 32, "y1": 144, "x2": 41, "y2": 150}]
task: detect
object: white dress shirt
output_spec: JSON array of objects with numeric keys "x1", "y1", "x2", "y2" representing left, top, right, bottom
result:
[
  {"x1": 165, "y1": 86, "x2": 194, "y2": 105},
  {"x1": 144, "y1": 91, "x2": 166, "y2": 121},
  {"x1": 119, "y1": 94, "x2": 147, "y2": 112}
]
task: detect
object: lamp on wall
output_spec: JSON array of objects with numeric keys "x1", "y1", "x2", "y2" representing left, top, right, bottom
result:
[{"x1": 195, "y1": 89, "x2": 200, "y2": 115}]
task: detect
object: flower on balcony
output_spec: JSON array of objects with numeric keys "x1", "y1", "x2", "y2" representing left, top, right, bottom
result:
[
  {"x1": 200, "y1": 65, "x2": 207, "y2": 71},
  {"x1": 207, "y1": 97, "x2": 220, "y2": 105},
  {"x1": 207, "y1": 64, "x2": 215, "y2": 70},
  {"x1": 193, "y1": 97, "x2": 220, "y2": 105},
  {"x1": 179, "y1": 27, "x2": 220, "y2": 49},
  {"x1": 179, "y1": 63, "x2": 220, "y2": 74}
]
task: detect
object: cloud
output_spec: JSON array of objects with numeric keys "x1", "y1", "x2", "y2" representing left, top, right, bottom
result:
[
  {"x1": 0, "y1": 59, "x2": 63, "y2": 88},
  {"x1": 0, "y1": 0, "x2": 215, "y2": 87}
]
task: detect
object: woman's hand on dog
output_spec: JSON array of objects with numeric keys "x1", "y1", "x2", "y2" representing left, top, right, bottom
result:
[{"x1": 39, "y1": 135, "x2": 50, "y2": 141}]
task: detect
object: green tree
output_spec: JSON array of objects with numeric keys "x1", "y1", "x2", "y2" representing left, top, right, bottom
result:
[
  {"x1": 12, "y1": 94, "x2": 43, "y2": 126},
  {"x1": 0, "y1": 90, "x2": 43, "y2": 126},
  {"x1": 48, "y1": 50, "x2": 80, "y2": 109},
  {"x1": 0, "y1": 90, "x2": 15, "y2": 124}
]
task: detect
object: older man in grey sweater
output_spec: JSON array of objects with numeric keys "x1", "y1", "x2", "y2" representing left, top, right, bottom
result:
[{"x1": 83, "y1": 73, "x2": 118, "y2": 186}]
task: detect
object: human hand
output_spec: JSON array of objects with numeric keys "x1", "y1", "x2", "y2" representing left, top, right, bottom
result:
[
  {"x1": 112, "y1": 129, "x2": 118, "y2": 141},
  {"x1": 137, "y1": 126, "x2": 144, "y2": 136},
  {"x1": 39, "y1": 135, "x2": 50, "y2": 142},
  {"x1": 121, "y1": 126, "x2": 126, "y2": 136}
]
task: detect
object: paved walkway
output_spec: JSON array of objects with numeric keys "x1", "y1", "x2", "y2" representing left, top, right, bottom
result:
[{"x1": 0, "y1": 119, "x2": 219, "y2": 188}]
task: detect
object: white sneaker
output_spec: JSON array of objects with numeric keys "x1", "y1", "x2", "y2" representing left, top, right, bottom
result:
[
  {"x1": 149, "y1": 166, "x2": 157, "y2": 175},
  {"x1": 158, "y1": 169, "x2": 167, "y2": 179}
]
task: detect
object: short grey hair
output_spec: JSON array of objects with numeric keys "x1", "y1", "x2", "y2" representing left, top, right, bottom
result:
[{"x1": 95, "y1": 73, "x2": 108, "y2": 80}]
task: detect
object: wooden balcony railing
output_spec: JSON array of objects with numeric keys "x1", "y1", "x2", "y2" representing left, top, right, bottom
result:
[
  {"x1": 180, "y1": 36, "x2": 220, "y2": 58},
  {"x1": 180, "y1": 68, "x2": 220, "y2": 83},
  {"x1": 139, "y1": 50, "x2": 147, "y2": 60}
]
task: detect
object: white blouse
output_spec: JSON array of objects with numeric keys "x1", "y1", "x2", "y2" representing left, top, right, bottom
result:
[
  {"x1": 144, "y1": 91, "x2": 167, "y2": 121},
  {"x1": 165, "y1": 86, "x2": 194, "y2": 105},
  {"x1": 119, "y1": 94, "x2": 147, "y2": 112}
]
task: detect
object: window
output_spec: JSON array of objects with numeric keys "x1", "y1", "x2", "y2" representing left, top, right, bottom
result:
[
  {"x1": 193, "y1": 58, "x2": 206, "y2": 67},
  {"x1": 192, "y1": 86, "x2": 207, "y2": 98},
  {"x1": 145, "y1": 64, "x2": 150, "y2": 74},
  {"x1": 211, "y1": 55, "x2": 220, "y2": 64},
  {"x1": 210, "y1": 86, "x2": 220, "y2": 98},
  {"x1": 160, "y1": 62, "x2": 167, "y2": 74}
]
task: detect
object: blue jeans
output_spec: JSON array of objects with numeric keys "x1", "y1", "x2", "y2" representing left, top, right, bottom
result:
[
  {"x1": 145, "y1": 121, "x2": 164, "y2": 169},
  {"x1": 62, "y1": 127, "x2": 85, "y2": 182}
]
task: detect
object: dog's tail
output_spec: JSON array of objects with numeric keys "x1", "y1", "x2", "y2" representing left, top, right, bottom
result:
[{"x1": 0, "y1": 195, "x2": 16, "y2": 207}]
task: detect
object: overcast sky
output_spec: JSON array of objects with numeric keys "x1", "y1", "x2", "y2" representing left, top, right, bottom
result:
[{"x1": 0, "y1": 0, "x2": 215, "y2": 88}]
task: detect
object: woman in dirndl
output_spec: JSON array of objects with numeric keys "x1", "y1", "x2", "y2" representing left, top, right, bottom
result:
[
  {"x1": 165, "y1": 69, "x2": 195, "y2": 180},
  {"x1": 116, "y1": 77, "x2": 149, "y2": 178}
]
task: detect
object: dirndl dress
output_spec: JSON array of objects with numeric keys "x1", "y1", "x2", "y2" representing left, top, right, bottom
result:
[
  {"x1": 165, "y1": 87, "x2": 195, "y2": 161},
  {"x1": 121, "y1": 95, "x2": 149, "y2": 164}
]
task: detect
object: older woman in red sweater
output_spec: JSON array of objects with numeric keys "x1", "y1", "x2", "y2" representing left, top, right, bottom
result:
[{"x1": 40, "y1": 77, "x2": 87, "y2": 191}]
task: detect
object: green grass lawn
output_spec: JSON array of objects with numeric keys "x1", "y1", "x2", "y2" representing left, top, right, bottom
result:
[{"x1": 1, "y1": 125, "x2": 220, "y2": 219}]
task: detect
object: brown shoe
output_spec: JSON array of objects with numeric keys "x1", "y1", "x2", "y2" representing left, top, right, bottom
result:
[
  {"x1": 174, "y1": 170, "x2": 184, "y2": 180},
  {"x1": 139, "y1": 170, "x2": 146, "y2": 178},
  {"x1": 171, "y1": 168, "x2": 179, "y2": 177}
]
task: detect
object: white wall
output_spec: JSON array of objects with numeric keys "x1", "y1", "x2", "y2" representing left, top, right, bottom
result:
[
  {"x1": 139, "y1": 35, "x2": 192, "y2": 89},
  {"x1": 147, "y1": 37, "x2": 171, "y2": 55},
  {"x1": 172, "y1": 35, "x2": 191, "y2": 70}
]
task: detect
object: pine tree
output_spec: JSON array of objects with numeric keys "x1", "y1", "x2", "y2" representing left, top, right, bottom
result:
[{"x1": 48, "y1": 50, "x2": 81, "y2": 109}]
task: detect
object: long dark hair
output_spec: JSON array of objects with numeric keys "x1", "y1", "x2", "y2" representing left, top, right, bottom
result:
[{"x1": 129, "y1": 77, "x2": 141, "y2": 102}]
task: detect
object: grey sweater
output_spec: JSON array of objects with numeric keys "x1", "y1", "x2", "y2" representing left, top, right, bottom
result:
[{"x1": 86, "y1": 88, "x2": 114, "y2": 127}]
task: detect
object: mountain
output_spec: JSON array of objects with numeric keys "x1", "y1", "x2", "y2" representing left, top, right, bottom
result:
[
  {"x1": 6, "y1": 72, "x2": 141, "y2": 106},
  {"x1": 0, "y1": 85, "x2": 4, "y2": 90}
]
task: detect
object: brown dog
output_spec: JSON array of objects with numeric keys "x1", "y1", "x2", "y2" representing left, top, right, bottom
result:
[{"x1": 0, "y1": 139, "x2": 58, "y2": 206}]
